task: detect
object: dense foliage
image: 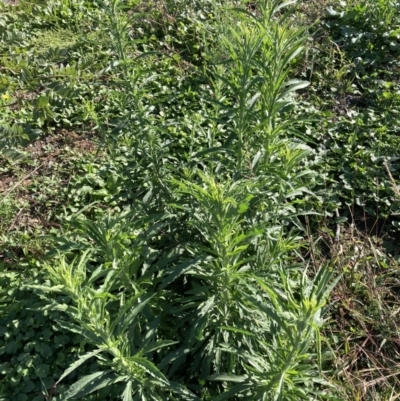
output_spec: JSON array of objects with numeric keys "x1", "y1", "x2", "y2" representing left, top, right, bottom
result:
[{"x1": 1, "y1": 0, "x2": 399, "y2": 400}]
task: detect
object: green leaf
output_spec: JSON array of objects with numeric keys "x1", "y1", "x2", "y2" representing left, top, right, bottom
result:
[
  {"x1": 247, "y1": 92, "x2": 261, "y2": 110},
  {"x1": 213, "y1": 384, "x2": 251, "y2": 400},
  {"x1": 56, "y1": 320, "x2": 101, "y2": 344},
  {"x1": 191, "y1": 146, "x2": 233, "y2": 159},
  {"x1": 159, "y1": 257, "x2": 203, "y2": 289},
  {"x1": 118, "y1": 293, "x2": 155, "y2": 334},
  {"x1": 141, "y1": 340, "x2": 179, "y2": 355},
  {"x1": 122, "y1": 381, "x2": 133, "y2": 401},
  {"x1": 56, "y1": 349, "x2": 103, "y2": 385},
  {"x1": 280, "y1": 79, "x2": 309, "y2": 99},
  {"x1": 218, "y1": 326, "x2": 255, "y2": 336},
  {"x1": 61, "y1": 370, "x2": 114, "y2": 400},
  {"x1": 245, "y1": 295, "x2": 293, "y2": 340},
  {"x1": 131, "y1": 356, "x2": 169, "y2": 385},
  {"x1": 36, "y1": 95, "x2": 49, "y2": 108},
  {"x1": 25, "y1": 284, "x2": 64, "y2": 293},
  {"x1": 273, "y1": 0, "x2": 298, "y2": 15},
  {"x1": 159, "y1": 347, "x2": 192, "y2": 370},
  {"x1": 35, "y1": 364, "x2": 49, "y2": 378},
  {"x1": 210, "y1": 374, "x2": 247, "y2": 382},
  {"x1": 169, "y1": 381, "x2": 200, "y2": 400}
]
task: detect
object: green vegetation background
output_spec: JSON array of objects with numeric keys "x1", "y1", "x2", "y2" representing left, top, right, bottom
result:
[{"x1": 1, "y1": 0, "x2": 400, "y2": 400}]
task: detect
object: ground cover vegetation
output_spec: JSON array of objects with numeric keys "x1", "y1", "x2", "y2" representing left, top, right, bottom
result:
[{"x1": 0, "y1": 0, "x2": 399, "y2": 399}]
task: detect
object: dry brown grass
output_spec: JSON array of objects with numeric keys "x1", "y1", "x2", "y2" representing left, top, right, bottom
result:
[{"x1": 311, "y1": 219, "x2": 400, "y2": 400}]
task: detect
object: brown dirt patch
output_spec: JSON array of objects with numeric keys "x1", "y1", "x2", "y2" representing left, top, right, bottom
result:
[
  {"x1": 0, "y1": 129, "x2": 101, "y2": 234},
  {"x1": 27, "y1": 129, "x2": 99, "y2": 160}
]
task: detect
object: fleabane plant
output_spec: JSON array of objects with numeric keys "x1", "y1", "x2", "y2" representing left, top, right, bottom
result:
[
  {"x1": 207, "y1": 0, "x2": 310, "y2": 176},
  {"x1": 165, "y1": 169, "x2": 338, "y2": 399},
  {"x1": 29, "y1": 0, "x2": 340, "y2": 400},
  {"x1": 30, "y1": 250, "x2": 198, "y2": 400}
]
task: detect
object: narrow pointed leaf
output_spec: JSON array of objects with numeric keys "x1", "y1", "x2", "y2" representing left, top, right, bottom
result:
[
  {"x1": 159, "y1": 257, "x2": 203, "y2": 289},
  {"x1": 272, "y1": 0, "x2": 297, "y2": 15},
  {"x1": 141, "y1": 340, "x2": 179, "y2": 355},
  {"x1": 210, "y1": 374, "x2": 247, "y2": 382},
  {"x1": 169, "y1": 381, "x2": 201, "y2": 401},
  {"x1": 57, "y1": 349, "x2": 103, "y2": 384},
  {"x1": 61, "y1": 370, "x2": 114, "y2": 400},
  {"x1": 119, "y1": 293, "x2": 155, "y2": 334},
  {"x1": 131, "y1": 356, "x2": 169, "y2": 384},
  {"x1": 213, "y1": 384, "x2": 251, "y2": 401},
  {"x1": 247, "y1": 92, "x2": 261, "y2": 110},
  {"x1": 122, "y1": 381, "x2": 133, "y2": 401},
  {"x1": 218, "y1": 326, "x2": 255, "y2": 336}
]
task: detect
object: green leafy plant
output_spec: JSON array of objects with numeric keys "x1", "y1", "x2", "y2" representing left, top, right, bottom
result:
[
  {"x1": 20, "y1": 1, "x2": 340, "y2": 400},
  {"x1": 6, "y1": 0, "x2": 390, "y2": 400}
]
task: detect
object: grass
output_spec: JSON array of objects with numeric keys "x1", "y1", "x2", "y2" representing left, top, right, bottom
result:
[
  {"x1": 1, "y1": 0, "x2": 400, "y2": 400},
  {"x1": 296, "y1": 1, "x2": 400, "y2": 398}
]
